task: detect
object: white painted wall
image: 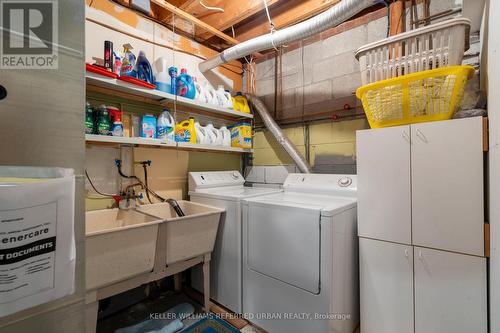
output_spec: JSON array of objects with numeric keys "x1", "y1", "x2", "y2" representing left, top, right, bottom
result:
[{"x1": 486, "y1": 0, "x2": 500, "y2": 331}]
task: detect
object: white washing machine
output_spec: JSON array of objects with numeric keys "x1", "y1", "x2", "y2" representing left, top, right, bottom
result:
[
  {"x1": 242, "y1": 173, "x2": 359, "y2": 333},
  {"x1": 188, "y1": 171, "x2": 283, "y2": 313}
]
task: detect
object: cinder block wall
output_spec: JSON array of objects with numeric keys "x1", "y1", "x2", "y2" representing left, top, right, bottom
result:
[{"x1": 251, "y1": 0, "x2": 461, "y2": 173}]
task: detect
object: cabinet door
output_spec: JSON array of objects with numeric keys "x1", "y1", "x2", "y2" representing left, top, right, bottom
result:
[
  {"x1": 411, "y1": 118, "x2": 484, "y2": 256},
  {"x1": 357, "y1": 126, "x2": 412, "y2": 244},
  {"x1": 359, "y1": 238, "x2": 414, "y2": 333},
  {"x1": 414, "y1": 247, "x2": 487, "y2": 333}
]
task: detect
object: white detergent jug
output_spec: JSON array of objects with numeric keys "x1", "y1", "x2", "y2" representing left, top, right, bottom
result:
[
  {"x1": 154, "y1": 57, "x2": 170, "y2": 93},
  {"x1": 205, "y1": 123, "x2": 222, "y2": 146},
  {"x1": 204, "y1": 83, "x2": 219, "y2": 106},
  {"x1": 194, "y1": 78, "x2": 207, "y2": 104},
  {"x1": 215, "y1": 85, "x2": 233, "y2": 109},
  {"x1": 194, "y1": 122, "x2": 209, "y2": 145},
  {"x1": 220, "y1": 126, "x2": 231, "y2": 147}
]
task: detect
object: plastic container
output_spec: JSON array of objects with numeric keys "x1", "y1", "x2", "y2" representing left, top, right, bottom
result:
[
  {"x1": 220, "y1": 126, "x2": 231, "y2": 147},
  {"x1": 169, "y1": 66, "x2": 178, "y2": 95},
  {"x1": 96, "y1": 105, "x2": 112, "y2": 136},
  {"x1": 136, "y1": 51, "x2": 155, "y2": 85},
  {"x1": 175, "y1": 117, "x2": 196, "y2": 143},
  {"x1": 205, "y1": 123, "x2": 221, "y2": 146},
  {"x1": 157, "y1": 109, "x2": 175, "y2": 142},
  {"x1": 137, "y1": 201, "x2": 224, "y2": 265},
  {"x1": 154, "y1": 57, "x2": 171, "y2": 93},
  {"x1": 112, "y1": 121, "x2": 124, "y2": 137},
  {"x1": 194, "y1": 122, "x2": 209, "y2": 145},
  {"x1": 215, "y1": 85, "x2": 233, "y2": 109},
  {"x1": 355, "y1": 18, "x2": 471, "y2": 85},
  {"x1": 141, "y1": 114, "x2": 157, "y2": 138},
  {"x1": 356, "y1": 65, "x2": 474, "y2": 128},
  {"x1": 85, "y1": 102, "x2": 94, "y2": 134},
  {"x1": 120, "y1": 44, "x2": 136, "y2": 77},
  {"x1": 85, "y1": 208, "x2": 162, "y2": 290},
  {"x1": 176, "y1": 68, "x2": 196, "y2": 99},
  {"x1": 229, "y1": 122, "x2": 252, "y2": 148},
  {"x1": 232, "y1": 92, "x2": 250, "y2": 113}
]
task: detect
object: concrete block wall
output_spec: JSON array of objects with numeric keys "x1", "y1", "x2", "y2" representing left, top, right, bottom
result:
[{"x1": 251, "y1": 0, "x2": 463, "y2": 171}]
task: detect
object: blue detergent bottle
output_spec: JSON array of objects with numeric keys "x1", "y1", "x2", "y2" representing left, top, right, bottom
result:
[
  {"x1": 169, "y1": 66, "x2": 178, "y2": 95},
  {"x1": 176, "y1": 68, "x2": 196, "y2": 99}
]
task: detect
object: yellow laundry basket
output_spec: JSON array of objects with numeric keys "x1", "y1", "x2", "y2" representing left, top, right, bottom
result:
[{"x1": 356, "y1": 66, "x2": 474, "y2": 128}]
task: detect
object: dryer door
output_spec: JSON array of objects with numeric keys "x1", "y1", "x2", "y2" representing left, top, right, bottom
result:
[{"x1": 246, "y1": 201, "x2": 321, "y2": 294}]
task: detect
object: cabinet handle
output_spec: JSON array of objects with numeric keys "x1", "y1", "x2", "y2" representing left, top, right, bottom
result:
[
  {"x1": 401, "y1": 130, "x2": 411, "y2": 143},
  {"x1": 404, "y1": 249, "x2": 409, "y2": 257},
  {"x1": 415, "y1": 129, "x2": 428, "y2": 143},
  {"x1": 418, "y1": 250, "x2": 423, "y2": 260}
]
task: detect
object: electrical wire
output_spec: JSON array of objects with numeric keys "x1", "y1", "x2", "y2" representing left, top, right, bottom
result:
[
  {"x1": 199, "y1": 0, "x2": 224, "y2": 13},
  {"x1": 85, "y1": 170, "x2": 118, "y2": 197}
]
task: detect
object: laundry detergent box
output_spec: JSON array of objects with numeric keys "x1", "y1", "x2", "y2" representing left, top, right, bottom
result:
[{"x1": 229, "y1": 122, "x2": 252, "y2": 149}]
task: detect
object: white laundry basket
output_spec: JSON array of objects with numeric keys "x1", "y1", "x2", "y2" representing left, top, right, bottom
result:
[{"x1": 355, "y1": 18, "x2": 471, "y2": 85}]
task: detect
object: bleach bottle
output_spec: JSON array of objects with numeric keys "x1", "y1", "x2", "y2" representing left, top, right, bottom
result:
[
  {"x1": 155, "y1": 57, "x2": 170, "y2": 93},
  {"x1": 157, "y1": 109, "x2": 175, "y2": 143}
]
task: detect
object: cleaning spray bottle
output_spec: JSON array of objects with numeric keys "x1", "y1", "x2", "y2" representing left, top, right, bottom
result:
[
  {"x1": 121, "y1": 44, "x2": 136, "y2": 77},
  {"x1": 169, "y1": 66, "x2": 178, "y2": 95}
]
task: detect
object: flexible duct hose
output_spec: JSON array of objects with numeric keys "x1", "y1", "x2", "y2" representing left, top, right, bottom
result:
[{"x1": 247, "y1": 95, "x2": 313, "y2": 173}]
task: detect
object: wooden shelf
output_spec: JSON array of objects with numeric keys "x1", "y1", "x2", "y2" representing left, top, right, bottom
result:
[
  {"x1": 85, "y1": 134, "x2": 253, "y2": 154},
  {"x1": 86, "y1": 72, "x2": 253, "y2": 120}
]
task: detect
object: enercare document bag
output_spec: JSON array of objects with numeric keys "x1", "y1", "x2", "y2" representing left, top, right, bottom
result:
[{"x1": 0, "y1": 166, "x2": 75, "y2": 317}]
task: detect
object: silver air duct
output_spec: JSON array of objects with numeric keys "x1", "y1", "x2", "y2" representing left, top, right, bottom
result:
[
  {"x1": 199, "y1": 0, "x2": 375, "y2": 72},
  {"x1": 247, "y1": 95, "x2": 313, "y2": 174},
  {"x1": 200, "y1": 0, "x2": 376, "y2": 173}
]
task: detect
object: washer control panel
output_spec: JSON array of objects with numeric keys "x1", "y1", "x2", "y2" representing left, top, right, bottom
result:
[{"x1": 189, "y1": 171, "x2": 245, "y2": 190}]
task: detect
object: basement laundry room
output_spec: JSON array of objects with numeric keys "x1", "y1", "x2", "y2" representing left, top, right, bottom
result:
[{"x1": 1, "y1": 0, "x2": 500, "y2": 332}]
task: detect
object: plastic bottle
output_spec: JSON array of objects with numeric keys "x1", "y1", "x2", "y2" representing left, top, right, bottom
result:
[
  {"x1": 112, "y1": 121, "x2": 124, "y2": 137},
  {"x1": 220, "y1": 126, "x2": 231, "y2": 147},
  {"x1": 169, "y1": 66, "x2": 178, "y2": 95},
  {"x1": 112, "y1": 51, "x2": 122, "y2": 76},
  {"x1": 176, "y1": 68, "x2": 196, "y2": 99},
  {"x1": 194, "y1": 122, "x2": 208, "y2": 145},
  {"x1": 215, "y1": 85, "x2": 233, "y2": 109},
  {"x1": 193, "y1": 77, "x2": 208, "y2": 103},
  {"x1": 121, "y1": 44, "x2": 136, "y2": 77},
  {"x1": 175, "y1": 117, "x2": 196, "y2": 144},
  {"x1": 141, "y1": 114, "x2": 157, "y2": 138},
  {"x1": 157, "y1": 109, "x2": 175, "y2": 142},
  {"x1": 85, "y1": 102, "x2": 95, "y2": 134},
  {"x1": 136, "y1": 51, "x2": 155, "y2": 84},
  {"x1": 204, "y1": 83, "x2": 218, "y2": 106},
  {"x1": 96, "y1": 105, "x2": 112, "y2": 136},
  {"x1": 155, "y1": 57, "x2": 171, "y2": 93},
  {"x1": 232, "y1": 92, "x2": 251, "y2": 113},
  {"x1": 205, "y1": 123, "x2": 222, "y2": 146}
]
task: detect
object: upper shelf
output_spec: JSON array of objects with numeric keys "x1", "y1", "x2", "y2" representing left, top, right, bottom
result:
[{"x1": 86, "y1": 72, "x2": 254, "y2": 119}]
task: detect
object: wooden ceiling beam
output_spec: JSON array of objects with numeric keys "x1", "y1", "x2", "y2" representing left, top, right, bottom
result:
[
  {"x1": 150, "y1": 0, "x2": 240, "y2": 45},
  {"x1": 231, "y1": 0, "x2": 341, "y2": 42},
  {"x1": 195, "y1": 0, "x2": 281, "y2": 40}
]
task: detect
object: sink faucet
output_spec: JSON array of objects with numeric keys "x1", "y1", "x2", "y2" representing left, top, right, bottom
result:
[{"x1": 119, "y1": 183, "x2": 144, "y2": 209}]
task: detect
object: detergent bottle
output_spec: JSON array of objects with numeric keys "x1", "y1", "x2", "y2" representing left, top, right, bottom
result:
[
  {"x1": 215, "y1": 85, "x2": 233, "y2": 109},
  {"x1": 220, "y1": 126, "x2": 231, "y2": 147},
  {"x1": 157, "y1": 109, "x2": 175, "y2": 142},
  {"x1": 154, "y1": 57, "x2": 170, "y2": 93},
  {"x1": 232, "y1": 92, "x2": 251, "y2": 113},
  {"x1": 194, "y1": 122, "x2": 208, "y2": 145},
  {"x1": 205, "y1": 123, "x2": 222, "y2": 146},
  {"x1": 175, "y1": 117, "x2": 196, "y2": 144},
  {"x1": 204, "y1": 83, "x2": 218, "y2": 106},
  {"x1": 194, "y1": 77, "x2": 208, "y2": 104},
  {"x1": 136, "y1": 51, "x2": 155, "y2": 84},
  {"x1": 169, "y1": 66, "x2": 178, "y2": 95},
  {"x1": 176, "y1": 68, "x2": 196, "y2": 99}
]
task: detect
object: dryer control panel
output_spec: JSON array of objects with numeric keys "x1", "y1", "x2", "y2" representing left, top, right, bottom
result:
[
  {"x1": 283, "y1": 173, "x2": 357, "y2": 196},
  {"x1": 189, "y1": 171, "x2": 245, "y2": 191}
]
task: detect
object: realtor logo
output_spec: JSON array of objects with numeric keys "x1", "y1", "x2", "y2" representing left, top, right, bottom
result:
[{"x1": 0, "y1": 0, "x2": 58, "y2": 69}]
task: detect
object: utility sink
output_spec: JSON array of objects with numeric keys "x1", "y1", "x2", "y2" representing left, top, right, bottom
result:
[
  {"x1": 85, "y1": 208, "x2": 162, "y2": 291},
  {"x1": 137, "y1": 201, "x2": 224, "y2": 265}
]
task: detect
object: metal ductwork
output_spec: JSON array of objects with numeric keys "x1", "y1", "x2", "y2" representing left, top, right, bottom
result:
[
  {"x1": 247, "y1": 95, "x2": 313, "y2": 174},
  {"x1": 199, "y1": 0, "x2": 376, "y2": 173}
]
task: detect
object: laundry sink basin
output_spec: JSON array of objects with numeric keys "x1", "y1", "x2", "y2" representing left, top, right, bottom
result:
[
  {"x1": 137, "y1": 201, "x2": 224, "y2": 265},
  {"x1": 85, "y1": 208, "x2": 162, "y2": 290}
]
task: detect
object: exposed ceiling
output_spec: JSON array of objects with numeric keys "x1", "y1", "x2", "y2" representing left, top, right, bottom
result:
[{"x1": 116, "y1": 0, "x2": 343, "y2": 52}]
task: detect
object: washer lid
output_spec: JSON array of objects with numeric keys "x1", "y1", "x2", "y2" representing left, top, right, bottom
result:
[
  {"x1": 189, "y1": 186, "x2": 282, "y2": 201},
  {"x1": 244, "y1": 192, "x2": 356, "y2": 216}
]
